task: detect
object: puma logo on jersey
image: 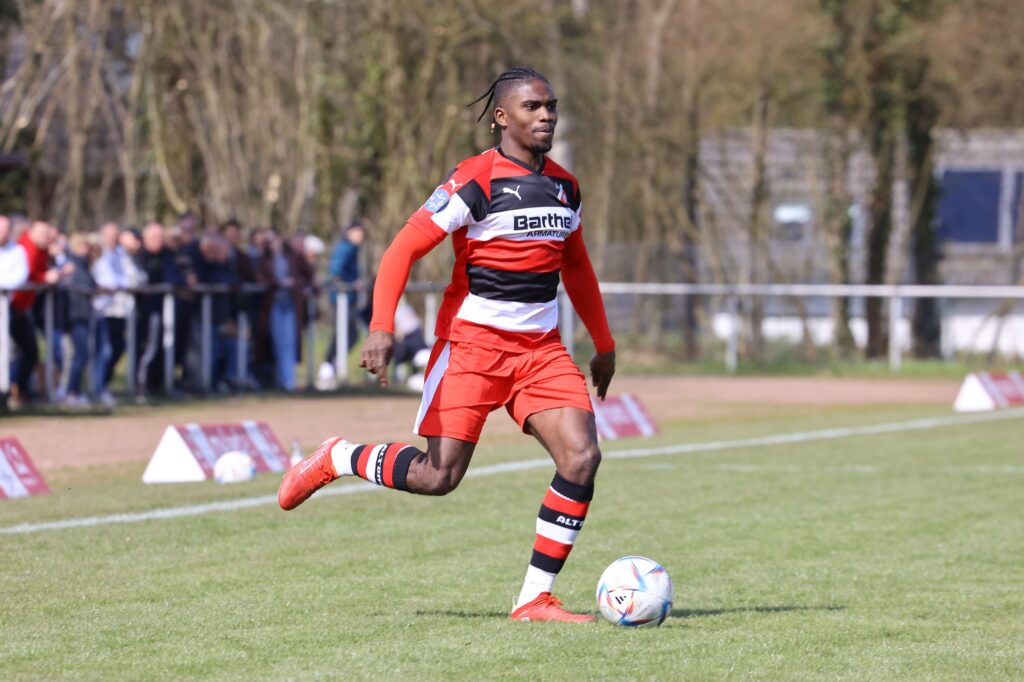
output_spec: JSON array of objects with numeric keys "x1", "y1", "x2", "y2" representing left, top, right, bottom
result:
[
  {"x1": 447, "y1": 178, "x2": 463, "y2": 192},
  {"x1": 503, "y1": 185, "x2": 522, "y2": 201}
]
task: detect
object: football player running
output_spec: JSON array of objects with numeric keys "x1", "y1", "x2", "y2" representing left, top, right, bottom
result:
[{"x1": 279, "y1": 67, "x2": 615, "y2": 622}]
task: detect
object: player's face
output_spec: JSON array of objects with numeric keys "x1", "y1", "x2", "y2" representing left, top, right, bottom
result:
[{"x1": 495, "y1": 79, "x2": 558, "y2": 154}]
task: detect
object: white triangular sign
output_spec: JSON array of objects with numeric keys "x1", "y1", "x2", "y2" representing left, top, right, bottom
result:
[
  {"x1": 953, "y1": 373, "x2": 997, "y2": 413},
  {"x1": 142, "y1": 426, "x2": 207, "y2": 484}
]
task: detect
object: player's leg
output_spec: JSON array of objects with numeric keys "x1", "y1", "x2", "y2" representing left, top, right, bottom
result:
[
  {"x1": 278, "y1": 339, "x2": 502, "y2": 509},
  {"x1": 506, "y1": 345, "x2": 601, "y2": 622},
  {"x1": 509, "y1": 406, "x2": 600, "y2": 622},
  {"x1": 277, "y1": 435, "x2": 475, "y2": 509}
]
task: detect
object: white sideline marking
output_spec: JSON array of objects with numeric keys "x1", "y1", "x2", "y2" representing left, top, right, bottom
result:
[{"x1": 2, "y1": 408, "x2": 1022, "y2": 536}]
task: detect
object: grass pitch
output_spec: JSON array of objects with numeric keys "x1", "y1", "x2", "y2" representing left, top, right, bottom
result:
[{"x1": 2, "y1": 404, "x2": 1023, "y2": 680}]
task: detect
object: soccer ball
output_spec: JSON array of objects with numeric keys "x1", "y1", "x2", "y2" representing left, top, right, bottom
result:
[
  {"x1": 213, "y1": 450, "x2": 257, "y2": 484},
  {"x1": 596, "y1": 556, "x2": 673, "y2": 627}
]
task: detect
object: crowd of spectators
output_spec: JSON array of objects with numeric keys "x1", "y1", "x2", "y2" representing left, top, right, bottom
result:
[{"x1": 0, "y1": 213, "x2": 376, "y2": 412}]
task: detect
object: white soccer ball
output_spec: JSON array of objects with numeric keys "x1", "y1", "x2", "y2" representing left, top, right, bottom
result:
[
  {"x1": 213, "y1": 450, "x2": 257, "y2": 484},
  {"x1": 596, "y1": 556, "x2": 673, "y2": 627}
]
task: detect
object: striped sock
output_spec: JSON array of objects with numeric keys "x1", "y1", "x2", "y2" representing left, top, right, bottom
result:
[
  {"x1": 330, "y1": 441, "x2": 419, "y2": 491},
  {"x1": 516, "y1": 472, "x2": 594, "y2": 609}
]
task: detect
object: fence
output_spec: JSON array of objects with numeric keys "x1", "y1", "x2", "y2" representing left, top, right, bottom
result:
[
  {"x1": 3, "y1": 282, "x2": 1024, "y2": 401},
  {"x1": 592, "y1": 283, "x2": 1024, "y2": 372}
]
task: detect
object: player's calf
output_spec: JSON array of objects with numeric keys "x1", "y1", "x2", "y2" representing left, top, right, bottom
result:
[
  {"x1": 406, "y1": 460, "x2": 466, "y2": 496},
  {"x1": 278, "y1": 438, "x2": 423, "y2": 510}
]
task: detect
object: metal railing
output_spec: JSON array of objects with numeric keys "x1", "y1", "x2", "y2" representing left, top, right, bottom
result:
[
  {"x1": 593, "y1": 282, "x2": 1024, "y2": 372},
  {"x1": 2, "y1": 281, "x2": 1024, "y2": 400},
  {"x1": 0, "y1": 282, "x2": 327, "y2": 398}
]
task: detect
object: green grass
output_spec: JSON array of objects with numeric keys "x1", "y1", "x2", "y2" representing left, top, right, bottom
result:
[{"x1": 2, "y1": 406, "x2": 1023, "y2": 680}]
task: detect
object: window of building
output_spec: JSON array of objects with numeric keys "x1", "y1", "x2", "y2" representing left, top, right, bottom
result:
[{"x1": 936, "y1": 169, "x2": 1002, "y2": 244}]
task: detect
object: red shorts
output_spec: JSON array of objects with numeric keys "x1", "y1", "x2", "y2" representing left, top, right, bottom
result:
[{"x1": 413, "y1": 339, "x2": 593, "y2": 443}]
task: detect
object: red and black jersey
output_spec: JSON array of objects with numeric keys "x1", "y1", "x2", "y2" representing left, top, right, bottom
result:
[{"x1": 371, "y1": 147, "x2": 614, "y2": 354}]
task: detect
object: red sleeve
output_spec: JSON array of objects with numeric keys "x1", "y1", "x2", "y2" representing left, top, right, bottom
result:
[
  {"x1": 562, "y1": 228, "x2": 615, "y2": 353},
  {"x1": 368, "y1": 222, "x2": 447, "y2": 334}
]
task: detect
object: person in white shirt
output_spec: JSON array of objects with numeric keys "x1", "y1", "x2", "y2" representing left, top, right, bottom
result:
[
  {"x1": 0, "y1": 215, "x2": 29, "y2": 408},
  {"x1": 91, "y1": 222, "x2": 139, "y2": 405},
  {"x1": 0, "y1": 215, "x2": 28, "y2": 289}
]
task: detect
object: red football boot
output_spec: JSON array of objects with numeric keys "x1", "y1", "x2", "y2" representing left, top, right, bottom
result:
[
  {"x1": 277, "y1": 437, "x2": 344, "y2": 510},
  {"x1": 509, "y1": 593, "x2": 596, "y2": 623}
]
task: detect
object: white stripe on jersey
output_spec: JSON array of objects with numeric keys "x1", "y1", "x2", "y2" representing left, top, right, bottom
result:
[
  {"x1": 455, "y1": 293, "x2": 559, "y2": 333},
  {"x1": 413, "y1": 341, "x2": 451, "y2": 435},
  {"x1": 466, "y1": 205, "x2": 581, "y2": 242},
  {"x1": 536, "y1": 518, "x2": 580, "y2": 545},
  {"x1": 430, "y1": 193, "x2": 473, "y2": 234}
]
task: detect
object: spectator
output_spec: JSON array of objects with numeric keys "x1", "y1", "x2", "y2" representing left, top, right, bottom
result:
[
  {"x1": 258, "y1": 229, "x2": 308, "y2": 391},
  {"x1": 0, "y1": 215, "x2": 29, "y2": 408},
  {"x1": 119, "y1": 226, "x2": 142, "y2": 256},
  {"x1": 220, "y1": 219, "x2": 257, "y2": 388},
  {"x1": 62, "y1": 233, "x2": 97, "y2": 408},
  {"x1": 44, "y1": 228, "x2": 72, "y2": 400},
  {"x1": 172, "y1": 212, "x2": 201, "y2": 388},
  {"x1": 390, "y1": 295, "x2": 429, "y2": 385},
  {"x1": 134, "y1": 222, "x2": 184, "y2": 399},
  {"x1": 248, "y1": 227, "x2": 274, "y2": 388},
  {"x1": 195, "y1": 232, "x2": 238, "y2": 391},
  {"x1": 318, "y1": 221, "x2": 366, "y2": 389},
  {"x1": 11, "y1": 221, "x2": 68, "y2": 403},
  {"x1": 303, "y1": 234, "x2": 325, "y2": 267},
  {"x1": 92, "y1": 221, "x2": 139, "y2": 406}
]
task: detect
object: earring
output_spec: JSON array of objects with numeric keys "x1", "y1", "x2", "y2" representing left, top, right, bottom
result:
[{"x1": 490, "y1": 122, "x2": 497, "y2": 134}]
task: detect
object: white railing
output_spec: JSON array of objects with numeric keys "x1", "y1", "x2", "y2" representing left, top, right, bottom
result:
[
  {"x1": 3, "y1": 282, "x2": 1023, "y2": 401},
  {"x1": 587, "y1": 282, "x2": 1024, "y2": 372}
]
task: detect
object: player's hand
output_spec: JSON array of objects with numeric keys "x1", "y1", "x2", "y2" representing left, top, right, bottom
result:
[
  {"x1": 360, "y1": 330, "x2": 395, "y2": 387},
  {"x1": 590, "y1": 350, "x2": 615, "y2": 400}
]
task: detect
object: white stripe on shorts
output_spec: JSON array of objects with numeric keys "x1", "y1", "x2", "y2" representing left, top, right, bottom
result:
[{"x1": 413, "y1": 341, "x2": 451, "y2": 435}]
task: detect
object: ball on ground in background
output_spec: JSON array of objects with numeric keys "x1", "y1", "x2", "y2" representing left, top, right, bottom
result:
[
  {"x1": 596, "y1": 556, "x2": 673, "y2": 627},
  {"x1": 213, "y1": 450, "x2": 257, "y2": 484}
]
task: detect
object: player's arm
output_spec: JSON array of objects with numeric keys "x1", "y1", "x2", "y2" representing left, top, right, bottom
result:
[
  {"x1": 361, "y1": 223, "x2": 446, "y2": 386},
  {"x1": 561, "y1": 227, "x2": 616, "y2": 399},
  {"x1": 362, "y1": 163, "x2": 483, "y2": 385}
]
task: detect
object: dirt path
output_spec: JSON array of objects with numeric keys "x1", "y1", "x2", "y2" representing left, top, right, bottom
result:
[{"x1": 1, "y1": 376, "x2": 960, "y2": 472}]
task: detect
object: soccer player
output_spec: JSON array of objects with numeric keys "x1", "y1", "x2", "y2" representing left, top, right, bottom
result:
[{"x1": 278, "y1": 67, "x2": 616, "y2": 623}]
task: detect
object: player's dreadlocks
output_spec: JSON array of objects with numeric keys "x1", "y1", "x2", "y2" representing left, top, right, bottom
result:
[{"x1": 468, "y1": 67, "x2": 550, "y2": 124}]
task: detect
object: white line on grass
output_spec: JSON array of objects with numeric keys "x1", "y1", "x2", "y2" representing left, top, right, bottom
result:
[{"x1": 3, "y1": 408, "x2": 1022, "y2": 536}]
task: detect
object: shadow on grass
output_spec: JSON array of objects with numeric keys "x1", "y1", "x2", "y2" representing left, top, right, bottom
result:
[
  {"x1": 672, "y1": 604, "x2": 845, "y2": 618},
  {"x1": 415, "y1": 610, "x2": 512, "y2": 619},
  {"x1": 416, "y1": 605, "x2": 846, "y2": 620}
]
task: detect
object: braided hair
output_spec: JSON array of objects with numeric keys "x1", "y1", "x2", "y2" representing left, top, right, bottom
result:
[{"x1": 467, "y1": 67, "x2": 550, "y2": 124}]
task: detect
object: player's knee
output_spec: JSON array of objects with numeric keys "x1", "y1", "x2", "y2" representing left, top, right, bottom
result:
[
  {"x1": 565, "y1": 443, "x2": 601, "y2": 482},
  {"x1": 580, "y1": 444, "x2": 602, "y2": 474}
]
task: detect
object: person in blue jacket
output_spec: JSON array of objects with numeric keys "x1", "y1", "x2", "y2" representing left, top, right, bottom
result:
[{"x1": 318, "y1": 221, "x2": 366, "y2": 388}]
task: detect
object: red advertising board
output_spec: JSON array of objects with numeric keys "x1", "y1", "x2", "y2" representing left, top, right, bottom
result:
[
  {"x1": 954, "y1": 371, "x2": 1024, "y2": 412},
  {"x1": 143, "y1": 420, "x2": 290, "y2": 484},
  {"x1": 0, "y1": 438, "x2": 50, "y2": 500},
  {"x1": 591, "y1": 394, "x2": 659, "y2": 441}
]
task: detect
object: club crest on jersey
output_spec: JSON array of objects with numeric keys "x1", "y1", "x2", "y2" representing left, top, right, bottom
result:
[
  {"x1": 557, "y1": 185, "x2": 569, "y2": 205},
  {"x1": 423, "y1": 187, "x2": 450, "y2": 213},
  {"x1": 552, "y1": 179, "x2": 569, "y2": 205}
]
